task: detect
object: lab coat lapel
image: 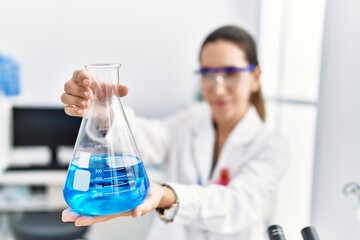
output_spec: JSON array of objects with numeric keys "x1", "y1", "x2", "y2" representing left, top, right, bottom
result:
[
  {"x1": 212, "y1": 106, "x2": 264, "y2": 178},
  {"x1": 191, "y1": 111, "x2": 215, "y2": 186}
]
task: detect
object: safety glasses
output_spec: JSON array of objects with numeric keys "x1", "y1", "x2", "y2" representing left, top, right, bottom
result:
[
  {"x1": 195, "y1": 64, "x2": 256, "y2": 89},
  {"x1": 195, "y1": 64, "x2": 256, "y2": 75}
]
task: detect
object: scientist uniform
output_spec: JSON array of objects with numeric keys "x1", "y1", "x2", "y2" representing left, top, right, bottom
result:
[{"x1": 120, "y1": 103, "x2": 290, "y2": 240}]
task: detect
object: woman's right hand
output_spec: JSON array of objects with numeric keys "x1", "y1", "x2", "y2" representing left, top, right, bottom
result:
[{"x1": 60, "y1": 69, "x2": 128, "y2": 117}]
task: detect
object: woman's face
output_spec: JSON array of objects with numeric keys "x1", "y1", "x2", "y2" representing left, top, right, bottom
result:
[{"x1": 200, "y1": 40, "x2": 260, "y2": 125}]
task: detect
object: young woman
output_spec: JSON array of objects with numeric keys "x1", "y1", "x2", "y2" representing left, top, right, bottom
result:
[{"x1": 61, "y1": 25, "x2": 290, "y2": 240}]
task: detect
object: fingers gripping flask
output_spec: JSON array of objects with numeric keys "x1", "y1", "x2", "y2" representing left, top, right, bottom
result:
[{"x1": 63, "y1": 64, "x2": 150, "y2": 216}]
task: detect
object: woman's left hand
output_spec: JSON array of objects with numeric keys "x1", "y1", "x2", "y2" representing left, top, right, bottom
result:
[{"x1": 62, "y1": 182, "x2": 164, "y2": 226}]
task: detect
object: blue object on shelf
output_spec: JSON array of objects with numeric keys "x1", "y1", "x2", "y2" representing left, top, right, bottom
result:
[
  {"x1": 0, "y1": 55, "x2": 5, "y2": 94},
  {"x1": 0, "y1": 54, "x2": 21, "y2": 96}
]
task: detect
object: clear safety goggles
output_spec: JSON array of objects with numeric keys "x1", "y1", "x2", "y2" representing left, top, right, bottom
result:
[{"x1": 195, "y1": 64, "x2": 256, "y2": 89}]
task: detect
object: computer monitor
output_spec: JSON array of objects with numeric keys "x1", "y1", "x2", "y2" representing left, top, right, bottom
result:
[{"x1": 11, "y1": 106, "x2": 82, "y2": 169}]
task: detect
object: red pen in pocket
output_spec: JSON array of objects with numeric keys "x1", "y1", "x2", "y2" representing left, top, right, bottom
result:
[{"x1": 214, "y1": 167, "x2": 230, "y2": 185}]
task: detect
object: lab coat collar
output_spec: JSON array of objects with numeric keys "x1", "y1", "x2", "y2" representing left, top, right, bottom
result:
[
  {"x1": 192, "y1": 105, "x2": 264, "y2": 145},
  {"x1": 228, "y1": 105, "x2": 264, "y2": 145},
  {"x1": 191, "y1": 105, "x2": 264, "y2": 185}
]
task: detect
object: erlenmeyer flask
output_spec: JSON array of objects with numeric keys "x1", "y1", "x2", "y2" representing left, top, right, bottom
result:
[{"x1": 63, "y1": 63, "x2": 150, "y2": 216}]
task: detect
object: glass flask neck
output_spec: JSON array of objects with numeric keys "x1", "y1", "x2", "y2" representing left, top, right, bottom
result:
[{"x1": 85, "y1": 63, "x2": 121, "y2": 85}]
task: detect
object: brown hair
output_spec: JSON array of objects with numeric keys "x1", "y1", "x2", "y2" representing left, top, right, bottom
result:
[{"x1": 199, "y1": 25, "x2": 266, "y2": 121}]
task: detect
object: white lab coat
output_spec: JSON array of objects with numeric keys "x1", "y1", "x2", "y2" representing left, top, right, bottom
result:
[
  {"x1": 118, "y1": 102, "x2": 290, "y2": 240},
  {"x1": 87, "y1": 102, "x2": 290, "y2": 239}
]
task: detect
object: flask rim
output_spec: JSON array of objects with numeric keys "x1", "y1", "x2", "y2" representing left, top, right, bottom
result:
[{"x1": 85, "y1": 63, "x2": 121, "y2": 69}]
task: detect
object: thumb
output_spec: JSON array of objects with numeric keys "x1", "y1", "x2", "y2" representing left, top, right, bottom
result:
[{"x1": 117, "y1": 84, "x2": 128, "y2": 97}]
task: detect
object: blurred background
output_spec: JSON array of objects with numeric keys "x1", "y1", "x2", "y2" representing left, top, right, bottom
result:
[{"x1": 0, "y1": 0, "x2": 359, "y2": 239}]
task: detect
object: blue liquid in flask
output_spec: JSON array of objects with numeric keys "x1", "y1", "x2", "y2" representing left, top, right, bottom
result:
[{"x1": 63, "y1": 154, "x2": 149, "y2": 216}]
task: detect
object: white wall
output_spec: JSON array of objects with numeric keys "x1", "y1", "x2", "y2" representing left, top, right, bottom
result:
[
  {"x1": 258, "y1": 1, "x2": 326, "y2": 239},
  {"x1": 0, "y1": 0, "x2": 260, "y2": 117},
  {"x1": 312, "y1": 0, "x2": 360, "y2": 239}
]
